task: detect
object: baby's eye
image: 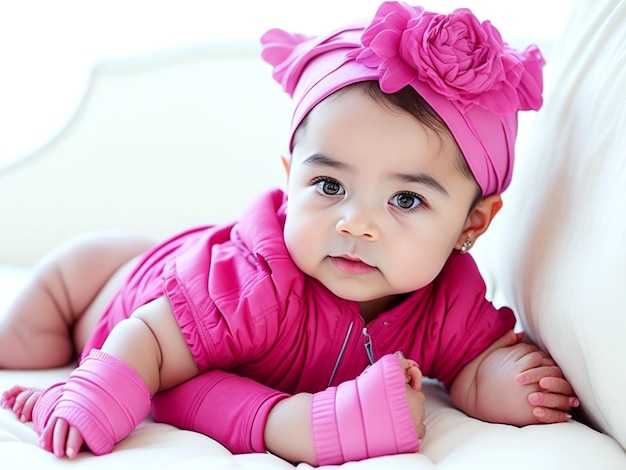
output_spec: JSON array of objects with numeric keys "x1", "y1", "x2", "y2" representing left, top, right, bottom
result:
[
  {"x1": 314, "y1": 178, "x2": 345, "y2": 196},
  {"x1": 390, "y1": 192, "x2": 424, "y2": 211}
]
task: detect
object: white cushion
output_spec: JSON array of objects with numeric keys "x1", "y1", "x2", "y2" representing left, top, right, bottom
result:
[{"x1": 479, "y1": 0, "x2": 626, "y2": 451}]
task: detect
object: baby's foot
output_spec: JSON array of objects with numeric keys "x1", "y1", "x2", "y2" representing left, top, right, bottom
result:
[{"x1": 1, "y1": 385, "x2": 43, "y2": 422}]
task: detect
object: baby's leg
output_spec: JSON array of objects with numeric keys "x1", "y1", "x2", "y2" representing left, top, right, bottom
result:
[{"x1": 0, "y1": 231, "x2": 154, "y2": 369}]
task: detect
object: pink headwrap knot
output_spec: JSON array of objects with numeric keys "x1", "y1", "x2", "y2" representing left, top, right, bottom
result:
[{"x1": 261, "y1": 1, "x2": 546, "y2": 195}]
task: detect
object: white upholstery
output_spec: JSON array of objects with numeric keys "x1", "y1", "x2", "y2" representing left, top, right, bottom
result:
[
  {"x1": 0, "y1": 45, "x2": 290, "y2": 266},
  {"x1": 1, "y1": 1, "x2": 625, "y2": 467},
  {"x1": 476, "y1": 0, "x2": 626, "y2": 452}
]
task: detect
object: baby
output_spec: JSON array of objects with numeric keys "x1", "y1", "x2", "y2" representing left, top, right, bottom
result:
[{"x1": 1, "y1": 2, "x2": 578, "y2": 466}]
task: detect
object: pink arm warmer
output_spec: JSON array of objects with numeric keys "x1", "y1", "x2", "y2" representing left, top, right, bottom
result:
[
  {"x1": 152, "y1": 355, "x2": 419, "y2": 465},
  {"x1": 33, "y1": 349, "x2": 151, "y2": 455},
  {"x1": 151, "y1": 370, "x2": 289, "y2": 454},
  {"x1": 311, "y1": 354, "x2": 420, "y2": 465}
]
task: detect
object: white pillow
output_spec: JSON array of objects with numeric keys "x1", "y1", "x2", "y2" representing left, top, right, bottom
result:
[{"x1": 479, "y1": 0, "x2": 626, "y2": 450}]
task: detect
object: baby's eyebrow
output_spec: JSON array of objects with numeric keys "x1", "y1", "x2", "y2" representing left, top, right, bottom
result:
[
  {"x1": 391, "y1": 172, "x2": 449, "y2": 197},
  {"x1": 302, "y1": 153, "x2": 449, "y2": 196},
  {"x1": 302, "y1": 153, "x2": 354, "y2": 173}
]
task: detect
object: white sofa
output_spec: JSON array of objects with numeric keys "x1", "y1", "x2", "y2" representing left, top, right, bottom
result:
[{"x1": 1, "y1": 1, "x2": 625, "y2": 468}]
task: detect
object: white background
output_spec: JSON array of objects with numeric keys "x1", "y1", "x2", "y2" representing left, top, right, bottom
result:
[{"x1": 0, "y1": 0, "x2": 576, "y2": 164}]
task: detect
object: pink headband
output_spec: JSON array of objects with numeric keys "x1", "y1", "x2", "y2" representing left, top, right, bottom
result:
[{"x1": 261, "y1": 1, "x2": 545, "y2": 195}]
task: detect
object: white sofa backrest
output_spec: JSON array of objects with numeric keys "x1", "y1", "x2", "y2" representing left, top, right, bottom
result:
[{"x1": 0, "y1": 44, "x2": 290, "y2": 266}]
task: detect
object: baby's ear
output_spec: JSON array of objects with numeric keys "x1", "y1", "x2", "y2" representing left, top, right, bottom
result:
[
  {"x1": 455, "y1": 194, "x2": 503, "y2": 251},
  {"x1": 281, "y1": 155, "x2": 291, "y2": 180}
]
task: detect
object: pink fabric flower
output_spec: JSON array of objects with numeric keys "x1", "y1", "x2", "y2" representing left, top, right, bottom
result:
[{"x1": 348, "y1": 2, "x2": 544, "y2": 115}]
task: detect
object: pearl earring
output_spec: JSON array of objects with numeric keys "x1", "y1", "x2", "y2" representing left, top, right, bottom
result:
[{"x1": 460, "y1": 237, "x2": 472, "y2": 254}]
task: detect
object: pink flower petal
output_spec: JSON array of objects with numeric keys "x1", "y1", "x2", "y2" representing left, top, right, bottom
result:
[{"x1": 351, "y1": 1, "x2": 544, "y2": 115}]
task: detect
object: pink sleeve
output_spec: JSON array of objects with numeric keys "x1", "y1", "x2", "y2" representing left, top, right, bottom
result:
[
  {"x1": 420, "y1": 253, "x2": 517, "y2": 389},
  {"x1": 151, "y1": 370, "x2": 289, "y2": 454}
]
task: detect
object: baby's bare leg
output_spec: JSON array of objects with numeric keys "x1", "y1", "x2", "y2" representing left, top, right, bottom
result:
[{"x1": 0, "y1": 231, "x2": 154, "y2": 369}]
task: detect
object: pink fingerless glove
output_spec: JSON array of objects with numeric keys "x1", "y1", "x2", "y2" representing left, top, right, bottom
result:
[
  {"x1": 33, "y1": 349, "x2": 151, "y2": 455},
  {"x1": 311, "y1": 353, "x2": 419, "y2": 465}
]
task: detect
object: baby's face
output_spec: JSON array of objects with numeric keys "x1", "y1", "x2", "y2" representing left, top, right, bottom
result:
[{"x1": 284, "y1": 87, "x2": 480, "y2": 309}]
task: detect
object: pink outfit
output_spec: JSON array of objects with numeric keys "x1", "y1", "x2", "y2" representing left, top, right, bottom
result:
[
  {"x1": 35, "y1": 4, "x2": 539, "y2": 461},
  {"x1": 78, "y1": 4, "x2": 540, "y2": 456},
  {"x1": 84, "y1": 188, "x2": 515, "y2": 452}
]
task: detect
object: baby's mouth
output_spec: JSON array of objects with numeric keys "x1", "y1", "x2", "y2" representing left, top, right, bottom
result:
[{"x1": 329, "y1": 255, "x2": 377, "y2": 275}]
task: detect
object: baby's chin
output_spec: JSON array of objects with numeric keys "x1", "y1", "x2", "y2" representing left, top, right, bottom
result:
[
  {"x1": 315, "y1": 274, "x2": 411, "y2": 301},
  {"x1": 319, "y1": 283, "x2": 378, "y2": 303}
]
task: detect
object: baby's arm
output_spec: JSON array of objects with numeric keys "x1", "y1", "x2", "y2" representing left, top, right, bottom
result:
[
  {"x1": 100, "y1": 296, "x2": 199, "y2": 393},
  {"x1": 152, "y1": 353, "x2": 425, "y2": 465},
  {"x1": 36, "y1": 296, "x2": 199, "y2": 457},
  {"x1": 264, "y1": 354, "x2": 425, "y2": 465},
  {"x1": 449, "y1": 330, "x2": 579, "y2": 426}
]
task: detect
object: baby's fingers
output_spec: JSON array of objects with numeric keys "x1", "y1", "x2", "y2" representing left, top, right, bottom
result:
[
  {"x1": 0, "y1": 394, "x2": 16, "y2": 410},
  {"x1": 538, "y1": 377, "x2": 580, "y2": 407},
  {"x1": 395, "y1": 352, "x2": 423, "y2": 391},
  {"x1": 532, "y1": 406, "x2": 572, "y2": 424},
  {"x1": 64, "y1": 426, "x2": 83, "y2": 458},
  {"x1": 538, "y1": 377, "x2": 575, "y2": 395},
  {"x1": 52, "y1": 418, "x2": 71, "y2": 457},
  {"x1": 516, "y1": 365, "x2": 563, "y2": 385},
  {"x1": 528, "y1": 391, "x2": 575, "y2": 412},
  {"x1": 43, "y1": 418, "x2": 82, "y2": 458},
  {"x1": 19, "y1": 390, "x2": 42, "y2": 422},
  {"x1": 10, "y1": 388, "x2": 42, "y2": 422},
  {"x1": 40, "y1": 417, "x2": 74, "y2": 458},
  {"x1": 1, "y1": 385, "x2": 27, "y2": 409}
]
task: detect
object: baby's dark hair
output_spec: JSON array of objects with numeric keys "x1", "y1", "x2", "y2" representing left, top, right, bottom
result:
[{"x1": 362, "y1": 81, "x2": 449, "y2": 134}]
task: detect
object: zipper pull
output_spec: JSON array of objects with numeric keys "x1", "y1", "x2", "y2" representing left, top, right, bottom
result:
[{"x1": 362, "y1": 327, "x2": 375, "y2": 365}]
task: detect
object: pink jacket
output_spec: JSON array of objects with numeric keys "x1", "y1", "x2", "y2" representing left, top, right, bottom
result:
[{"x1": 85, "y1": 189, "x2": 515, "y2": 452}]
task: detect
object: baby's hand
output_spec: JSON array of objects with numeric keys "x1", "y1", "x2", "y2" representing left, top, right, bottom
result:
[
  {"x1": 513, "y1": 345, "x2": 580, "y2": 423},
  {"x1": 1, "y1": 385, "x2": 42, "y2": 422},
  {"x1": 459, "y1": 330, "x2": 579, "y2": 426},
  {"x1": 395, "y1": 351, "x2": 426, "y2": 439},
  {"x1": 485, "y1": 337, "x2": 579, "y2": 425},
  {"x1": 39, "y1": 417, "x2": 85, "y2": 459},
  {"x1": 1, "y1": 385, "x2": 85, "y2": 458}
]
